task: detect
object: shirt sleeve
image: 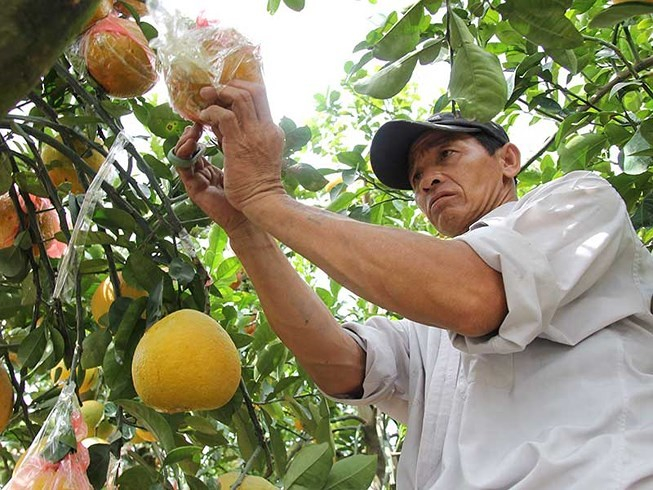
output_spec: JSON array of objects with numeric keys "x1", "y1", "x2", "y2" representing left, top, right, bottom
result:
[
  {"x1": 451, "y1": 171, "x2": 643, "y2": 354},
  {"x1": 326, "y1": 316, "x2": 413, "y2": 423}
]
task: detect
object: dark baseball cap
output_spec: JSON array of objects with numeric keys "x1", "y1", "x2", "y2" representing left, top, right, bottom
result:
[{"x1": 370, "y1": 113, "x2": 510, "y2": 190}]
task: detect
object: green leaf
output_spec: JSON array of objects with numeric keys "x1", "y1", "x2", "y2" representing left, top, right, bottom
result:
[
  {"x1": 354, "y1": 54, "x2": 418, "y2": 99},
  {"x1": 142, "y1": 153, "x2": 173, "y2": 181},
  {"x1": 324, "y1": 455, "x2": 378, "y2": 490},
  {"x1": 18, "y1": 325, "x2": 47, "y2": 368},
  {"x1": 256, "y1": 341, "x2": 287, "y2": 380},
  {"x1": 287, "y1": 163, "x2": 328, "y2": 192},
  {"x1": 557, "y1": 133, "x2": 607, "y2": 172},
  {"x1": 373, "y1": 3, "x2": 424, "y2": 62},
  {"x1": 123, "y1": 250, "x2": 165, "y2": 295},
  {"x1": 283, "y1": 0, "x2": 305, "y2": 11},
  {"x1": 589, "y1": 2, "x2": 653, "y2": 28},
  {"x1": 113, "y1": 297, "x2": 147, "y2": 360},
  {"x1": 497, "y1": 0, "x2": 584, "y2": 50},
  {"x1": 169, "y1": 257, "x2": 196, "y2": 286},
  {"x1": 93, "y1": 207, "x2": 137, "y2": 235},
  {"x1": 623, "y1": 126, "x2": 653, "y2": 175},
  {"x1": 0, "y1": 151, "x2": 12, "y2": 194},
  {"x1": 81, "y1": 329, "x2": 112, "y2": 369},
  {"x1": 215, "y1": 256, "x2": 241, "y2": 282},
  {"x1": 115, "y1": 466, "x2": 158, "y2": 489},
  {"x1": 103, "y1": 343, "x2": 137, "y2": 401},
  {"x1": 117, "y1": 399, "x2": 177, "y2": 452},
  {"x1": 283, "y1": 442, "x2": 333, "y2": 490},
  {"x1": 146, "y1": 104, "x2": 190, "y2": 139},
  {"x1": 267, "y1": 0, "x2": 281, "y2": 14},
  {"x1": 162, "y1": 446, "x2": 202, "y2": 467},
  {"x1": 284, "y1": 126, "x2": 312, "y2": 154},
  {"x1": 87, "y1": 442, "x2": 111, "y2": 490},
  {"x1": 448, "y1": 13, "x2": 507, "y2": 121}
]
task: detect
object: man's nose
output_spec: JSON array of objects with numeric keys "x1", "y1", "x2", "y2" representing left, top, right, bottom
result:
[{"x1": 421, "y1": 176, "x2": 441, "y2": 192}]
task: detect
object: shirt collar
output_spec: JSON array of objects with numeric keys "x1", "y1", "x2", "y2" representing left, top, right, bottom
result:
[{"x1": 468, "y1": 200, "x2": 517, "y2": 231}]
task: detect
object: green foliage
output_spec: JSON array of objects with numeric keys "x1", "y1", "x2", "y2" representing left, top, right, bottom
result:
[{"x1": 1, "y1": 0, "x2": 653, "y2": 488}]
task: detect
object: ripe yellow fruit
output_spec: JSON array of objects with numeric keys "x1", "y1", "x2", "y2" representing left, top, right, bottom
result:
[
  {"x1": 132, "y1": 309, "x2": 241, "y2": 413},
  {"x1": 217, "y1": 472, "x2": 278, "y2": 490},
  {"x1": 91, "y1": 272, "x2": 148, "y2": 326},
  {"x1": 131, "y1": 427, "x2": 157, "y2": 443},
  {"x1": 84, "y1": 16, "x2": 158, "y2": 98},
  {"x1": 41, "y1": 135, "x2": 105, "y2": 193},
  {"x1": 80, "y1": 400, "x2": 105, "y2": 434},
  {"x1": 50, "y1": 361, "x2": 100, "y2": 394},
  {"x1": 0, "y1": 366, "x2": 14, "y2": 433}
]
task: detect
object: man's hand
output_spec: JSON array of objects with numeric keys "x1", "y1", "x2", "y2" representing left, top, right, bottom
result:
[
  {"x1": 175, "y1": 123, "x2": 250, "y2": 236},
  {"x1": 197, "y1": 81, "x2": 286, "y2": 212}
]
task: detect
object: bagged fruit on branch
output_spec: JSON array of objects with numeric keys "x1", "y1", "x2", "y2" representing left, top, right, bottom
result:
[
  {"x1": 149, "y1": 2, "x2": 263, "y2": 123},
  {"x1": 80, "y1": 14, "x2": 157, "y2": 98},
  {"x1": 5, "y1": 382, "x2": 93, "y2": 489}
]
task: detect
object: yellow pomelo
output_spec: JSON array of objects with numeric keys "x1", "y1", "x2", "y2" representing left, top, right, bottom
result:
[
  {"x1": 81, "y1": 400, "x2": 104, "y2": 434},
  {"x1": 0, "y1": 366, "x2": 14, "y2": 433},
  {"x1": 217, "y1": 472, "x2": 278, "y2": 490},
  {"x1": 50, "y1": 361, "x2": 100, "y2": 394},
  {"x1": 91, "y1": 272, "x2": 148, "y2": 325},
  {"x1": 132, "y1": 309, "x2": 241, "y2": 413},
  {"x1": 41, "y1": 135, "x2": 105, "y2": 193}
]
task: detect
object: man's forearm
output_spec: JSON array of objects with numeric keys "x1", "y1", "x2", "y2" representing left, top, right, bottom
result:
[
  {"x1": 239, "y1": 194, "x2": 507, "y2": 337},
  {"x1": 228, "y1": 225, "x2": 365, "y2": 397}
]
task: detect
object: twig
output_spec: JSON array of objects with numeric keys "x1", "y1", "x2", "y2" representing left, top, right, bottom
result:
[
  {"x1": 519, "y1": 134, "x2": 556, "y2": 174},
  {"x1": 239, "y1": 380, "x2": 273, "y2": 474},
  {"x1": 231, "y1": 446, "x2": 263, "y2": 490}
]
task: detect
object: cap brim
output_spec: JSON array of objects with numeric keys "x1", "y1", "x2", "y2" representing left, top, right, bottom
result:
[{"x1": 370, "y1": 120, "x2": 480, "y2": 190}]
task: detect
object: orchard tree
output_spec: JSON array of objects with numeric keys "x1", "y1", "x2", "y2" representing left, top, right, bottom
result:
[{"x1": 0, "y1": 0, "x2": 652, "y2": 489}]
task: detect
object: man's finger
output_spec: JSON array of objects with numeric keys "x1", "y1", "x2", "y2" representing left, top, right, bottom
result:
[
  {"x1": 228, "y1": 80, "x2": 273, "y2": 122},
  {"x1": 214, "y1": 85, "x2": 259, "y2": 128},
  {"x1": 199, "y1": 105, "x2": 241, "y2": 141}
]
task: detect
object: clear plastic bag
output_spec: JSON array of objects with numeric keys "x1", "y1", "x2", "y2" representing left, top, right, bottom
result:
[
  {"x1": 149, "y1": 1, "x2": 264, "y2": 123},
  {"x1": 80, "y1": 13, "x2": 158, "y2": 98},
  {"x1": 5, "y1": 383, "x2": 93, "y2": 489}
]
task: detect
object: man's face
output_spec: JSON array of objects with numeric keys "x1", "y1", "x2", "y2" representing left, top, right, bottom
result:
[{"x1": 408, "y1": 132, "x2": 516, "y2": 237}]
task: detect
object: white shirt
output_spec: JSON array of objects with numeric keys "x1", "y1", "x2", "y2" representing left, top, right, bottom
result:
[{"x1": 332, "y1": 171, "x2": 653, "y2": 489}]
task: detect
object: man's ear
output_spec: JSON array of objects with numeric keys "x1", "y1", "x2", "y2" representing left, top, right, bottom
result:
[{"x1": 500, "y1": 143, "x2": 521, "y2": 179}]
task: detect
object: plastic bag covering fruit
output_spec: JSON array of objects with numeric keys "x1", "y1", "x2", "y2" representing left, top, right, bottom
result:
[
  {"x1": 131, "y1": 309, "x2": 241, "y2": 413},
  {"x1": 154, "y1": 15, "x2": 263, "y2": 123},
  {"x1": 83, "y1": 0, "x2": 113, "y2": 31},
  {"x1": 82, "y1": 15, "x2": 157, "y2": 98},
  {"x1": 5, "y1": 383, "x2": 93, "y2": 489},
  {"x1": 0, "y1": 193, "x2": 20, "y2": 249},
  {"x1": 41, "y1": 135, "x2": 105, "y2": 193}
]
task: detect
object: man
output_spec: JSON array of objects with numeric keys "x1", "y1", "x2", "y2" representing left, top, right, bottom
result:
[{"x1": 174, "y1": 81, "x2": 653, "y2": 488}]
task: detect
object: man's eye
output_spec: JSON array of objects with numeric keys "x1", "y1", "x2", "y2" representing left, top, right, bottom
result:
[
  {"x1": 412, "y1": 172, "x2": 422, "y2": 184},
  {"x1": 440, "y1": 149, "x2": 454, "y2": 160}
]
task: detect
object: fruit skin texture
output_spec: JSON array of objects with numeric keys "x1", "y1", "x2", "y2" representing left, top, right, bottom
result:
[
  {"x1": 163, "y1": 24, "x2": 263, "y2": 123},
  {"x1": 132, "y1": 309, "x2": 241, "y2": 413},
  {"x1": 80, "y1": 400, "x2": 104, "y2": 435},
  {"x1": 217, "y1": 472, "x2": 278, "y2": 489},
  {"x1": 41, "y1": 135, "x2": 105, "y2": 193},
  {"x1": 0, "y1": 366, "x2": 14, "y2": 433},
  {"x1": 83, "y1": 15, "x2": 158, "y2": 98},
  {"x1": 90, "y1": 272, "x2": 148, "y2": 325}
]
